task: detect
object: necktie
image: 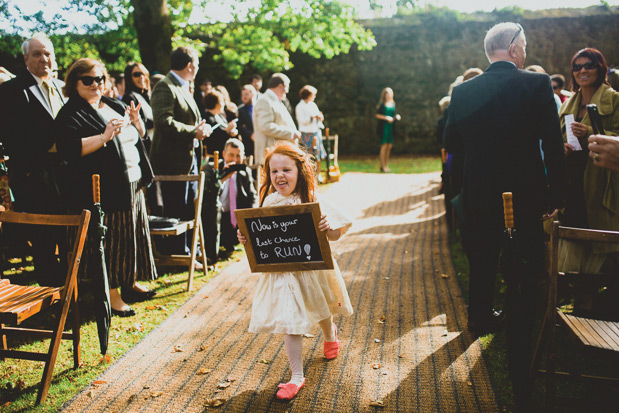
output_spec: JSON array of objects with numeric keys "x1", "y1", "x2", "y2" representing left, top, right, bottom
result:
[
  {"x1": 42, "y1": 80, "x2": 62, "y2": 118},
  {"x1": 229, "y1": 175, "x2": 237, "y2": 227}
]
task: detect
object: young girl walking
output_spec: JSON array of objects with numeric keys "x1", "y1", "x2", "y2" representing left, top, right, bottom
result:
[{"x1": 237, "y1": 141, "x2": 353, "y2": 400}]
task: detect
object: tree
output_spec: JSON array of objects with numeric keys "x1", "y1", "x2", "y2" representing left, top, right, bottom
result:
[{"x1": 1, "y1": 0, "x2": 375, "y2": 78}]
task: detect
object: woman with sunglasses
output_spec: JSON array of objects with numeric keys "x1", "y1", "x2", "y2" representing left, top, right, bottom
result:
[
  {"x1": 122, "y1": 62, "x2": 153, "y2": 151},
  {"x1": 55, "y1": 58, "x2": 158, "y2": 316},
  {"x1": 559, "y1": 48, "x2": 619, "y2": 274}
]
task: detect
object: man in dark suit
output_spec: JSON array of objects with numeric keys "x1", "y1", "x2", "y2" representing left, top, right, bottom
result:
[
  {"x1": 0, "y1": 33, "x2": 67, "y2": 285},
  {"x1": 237, "y1": 84, "x2": 256, "y2": 161},
  {"x1": 150, "y1": 46, "x2": 211, "y2": 257},
  {"x1": 443, "y1": 22, "x2": 567, "y2": 408}
]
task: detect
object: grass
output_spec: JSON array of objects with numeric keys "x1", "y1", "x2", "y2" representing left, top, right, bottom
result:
[
  {"x1": 337, "y1": 154, "x2": 441, "y2": 175},
  {"x1": 0, "y1": 255, "x2": 240, "y2": 412}
]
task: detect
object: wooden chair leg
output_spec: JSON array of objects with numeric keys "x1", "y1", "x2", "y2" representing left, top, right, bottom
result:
[
  {"x1": 187, "y1": 222, "x2": 201, "y2": 292},
  {"x1": 70, "y1": 289, "x2": 81, "y2": 369},
  {"x1": 0, "y1": 323, "x2": 7, "y2": 356},
  {"x1": 199, "y1": 221, "x2": 208, "y2": 274},
  {"x1": 36, "y1": 297, "x2": 73, "y2": 404}
]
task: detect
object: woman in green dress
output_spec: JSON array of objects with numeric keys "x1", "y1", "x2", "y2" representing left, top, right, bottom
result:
[{"x1": 376, "y1": 87, "x2": 401, "y2": 172}]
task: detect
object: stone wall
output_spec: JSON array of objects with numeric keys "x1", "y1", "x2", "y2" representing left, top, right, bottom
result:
[{"x1": 279, "y1": 12, "x2": 619, "y2": 155}]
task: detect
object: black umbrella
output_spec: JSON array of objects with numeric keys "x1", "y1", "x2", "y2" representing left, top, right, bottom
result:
[{"x1": 91, "y1": 174, "x2": 111, "y2": 355}]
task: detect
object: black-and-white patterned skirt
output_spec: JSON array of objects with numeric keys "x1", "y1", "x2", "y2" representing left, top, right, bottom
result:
[{"x1": 74, "y1": 180, "x2": 158, "y2": 289}]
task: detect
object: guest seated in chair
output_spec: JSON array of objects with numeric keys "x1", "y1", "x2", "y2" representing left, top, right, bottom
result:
[{"x1": 55, "y1": 58, "x2": 158, "y2": 317}]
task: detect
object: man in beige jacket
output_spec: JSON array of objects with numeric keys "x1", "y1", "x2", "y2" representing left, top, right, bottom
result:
[{"x1": 252, "y1": 73, "x2": 300, "y2": 166}]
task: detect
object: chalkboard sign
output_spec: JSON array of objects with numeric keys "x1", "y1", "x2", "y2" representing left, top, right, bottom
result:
[{"x1": 234, "y1": 202, "x2": 334, "y2": 273}]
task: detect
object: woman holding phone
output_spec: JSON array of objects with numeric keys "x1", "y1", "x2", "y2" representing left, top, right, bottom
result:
[
  {"x1": 559, "y1": 48, "x2": 619, "y2": 273},
  {"x1": 55, "y1": 58, "x2": 158, "y2": 317}
]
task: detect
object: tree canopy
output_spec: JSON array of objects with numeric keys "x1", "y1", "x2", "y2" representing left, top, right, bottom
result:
[{"x1": 0, "y1": 0, "x2": 376, "y2": 78}]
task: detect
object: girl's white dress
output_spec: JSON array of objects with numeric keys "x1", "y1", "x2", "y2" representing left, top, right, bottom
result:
[{"x1": 248, "y1": 192, "x2": 354, "y2": 335}]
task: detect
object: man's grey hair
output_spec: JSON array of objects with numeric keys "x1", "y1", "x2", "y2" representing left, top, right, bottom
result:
[
  {"x1": 484, "y1": 22, "x2": 523, "y2": 60},
  {"x1": 21, "y1": 32, "x2": 54, "y2": 56}
]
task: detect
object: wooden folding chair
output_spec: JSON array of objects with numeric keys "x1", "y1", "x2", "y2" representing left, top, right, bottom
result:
[
  {"x1": 149, "y1": 172, "x2": 207, "y2": 291},
  {"x1": 0, "y1": 209, "x2": 90, "y2": 404},
  {"x1": 530, "y1": 221, "x2": 619, "y2": 409}
]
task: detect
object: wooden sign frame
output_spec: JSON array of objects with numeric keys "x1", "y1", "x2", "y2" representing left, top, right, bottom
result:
[{"x1": 234, "y1": 202, "x2": 334, "y2": 272}]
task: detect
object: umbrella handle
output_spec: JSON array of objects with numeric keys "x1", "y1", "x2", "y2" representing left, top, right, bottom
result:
[
  {"x1": 502, "y1": 192, "x2": 514, "y2": 230},
  {"x1": 93, "y1": 174, "x2": 101, "y2": 204}
]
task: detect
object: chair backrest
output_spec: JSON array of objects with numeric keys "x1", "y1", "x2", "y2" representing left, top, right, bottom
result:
[
  {"x1": 0, "y1": 210, "x2": 91, "y2": 293},
  {"x1": 549, "y1": 222, "x2": 619, "y2": 306}
]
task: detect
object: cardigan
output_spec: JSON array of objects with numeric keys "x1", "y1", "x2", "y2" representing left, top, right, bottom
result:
[
  {"x1": 55, "y1": 94, "x2": 153, "y2": 212},
  {"x1": 559, "y1": 83, "x2": 619, "y2": 253}
]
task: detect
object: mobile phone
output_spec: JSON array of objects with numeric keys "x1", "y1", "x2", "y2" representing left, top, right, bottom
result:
[{"x1": 587, "y1": 104, "x2": 606, "y2": 135}]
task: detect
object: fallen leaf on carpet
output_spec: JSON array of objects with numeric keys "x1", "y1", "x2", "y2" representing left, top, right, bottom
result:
[
  {"x1": 156, "y1": 305, "x2": 168, "y2": 311},
  {"x1": 204, "y1": 295, "x2": 209, "y2": 298},
  {"x1": 127, "y1": 394, "x2": 137, "y2": 403},
  {"x1": 467, "y1": 381, "x2": 472, "y2": 386},
  {"x1": 303, "y1": 333, "x2": 315, "y2": 338},
  {"x1": 259, "y1": 359, "x2": 271, "y2": 364},
  {"x1": 199, "y1": 344, "x2": 208, "y2": 351},
  {"x1": 87, "y1": 390, "x2": 94, "y2": 398},
  {"x1": 374, "y1": 338, "x2": 380, "y2": 343},
  {"x1": 204, "y1": 398, "x2": 226, "y2": 407},
  {"x1": 218, "y1": 381, "x2": 231, "y2": 389},
  {"x1": 382, "y1": 372, "x2": 388, "y2": 375},
  {"x1": 441, "y1": 273, "x2": 449, "y2": 279},
  {"x1": 143, "y1": 385, "x2": 150, "y2": 389},
  {"x1": 371, "y1": 363, "x2": 381, "y2": 369},
  {"x1": 369, "y1": 400, "x2": 385, "y2": 407},
  {"x1": 399, "y1": 354, "x2": 405, "y2": 358},
  {"x1": 150, "y1": 391, "x2": 164, "y2": 398},
  {"x1": 173, "y1": 345, "x2": 183, "y2": 352},
  {"x1": 383, "y1": 277, "x2": 390, "y2": 280},
  {"x1": 198, "y1": 368, "x2": 211, "y2": 375},
  {"x1": 146, "y1": 305, "x2": 156, "y2": 310},
  {"x1": 92, "y1": 380, "x2": 107, "y2": 385}
]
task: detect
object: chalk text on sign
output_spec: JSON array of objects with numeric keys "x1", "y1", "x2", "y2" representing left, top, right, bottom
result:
[{"x1": 274, "y1": 245, "x2": 302, "y2": 258}]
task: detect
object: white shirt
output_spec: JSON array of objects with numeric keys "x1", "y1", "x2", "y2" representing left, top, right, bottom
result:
[
  {"x1": 295, "y1": 100, "x2": 322, "y2": 133},
  {"x1": 97, "y1": 103, "x2": 142, "y2": 182}
]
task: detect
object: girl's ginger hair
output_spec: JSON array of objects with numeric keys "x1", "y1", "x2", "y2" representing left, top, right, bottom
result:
[{"x1": 259, "y1": 141, "x2": 316, "y2": 206}]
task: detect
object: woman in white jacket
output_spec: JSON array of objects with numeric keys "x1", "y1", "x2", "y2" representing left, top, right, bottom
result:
[{"x1": 295, "y1": 85, "x2": 326, "y2": 182}]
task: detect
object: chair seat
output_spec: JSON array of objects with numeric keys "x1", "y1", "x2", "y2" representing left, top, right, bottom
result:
[
  {"x1": 149, "y1": 219, "x2": 194, "y2": 235},
  {"x1": 0, "y1": 279, "x2": 63, "y2": 325},
  {"x1": 558, "y1": 310, "x2": 619, "y2": 354}
]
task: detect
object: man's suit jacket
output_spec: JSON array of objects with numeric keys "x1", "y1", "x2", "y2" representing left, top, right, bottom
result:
[
  {"x1": 443, "y1": 61, "x2": 567, "y2": 219},
  {"x1": 219, "y1": 160, "x2": 258, "y2": 210},
  {"x1": 150, "y1": 71, "x2": 202, "y2": 175},
  {"x1": 0, "y1": 70, "x2": 66, "y2": 210},
  {"x1": 252, "y1": 90, "x2": 298, "y2": 164}
]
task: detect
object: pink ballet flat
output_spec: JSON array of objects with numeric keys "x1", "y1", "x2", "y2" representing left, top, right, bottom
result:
[
  {"x1": 276, "y1": 379, "x2": 305, "y2": 400},
  {"x1": 323, "y1": 324, "x2": 341, "y2": 360}
]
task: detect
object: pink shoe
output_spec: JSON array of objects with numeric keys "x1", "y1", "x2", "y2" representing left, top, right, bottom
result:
[
  {"x1": 276, "y1": 379, "x2": 305, "y2": 400},
  {"x1": 323, "y1": 324, "x2": 341, "y2": 360}
]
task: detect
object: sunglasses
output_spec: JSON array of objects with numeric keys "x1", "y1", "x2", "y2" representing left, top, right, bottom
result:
[
  {"x1": 509, "y1": 24, "x2": 523, "y2": 47},
  {"x1": 79, "y1": 75, "x2": 106, "y2": 86},
  {"x1": 132, "y1": 72, "x2": 146, "y2": 78},
  {"x1": 572, "y1": 61, "x2": 597, "y2": 72}
]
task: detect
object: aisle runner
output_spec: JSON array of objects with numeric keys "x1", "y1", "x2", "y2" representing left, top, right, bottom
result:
[{"x1": 62, "y1": 172, "x2": 498, "y2": 412}]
